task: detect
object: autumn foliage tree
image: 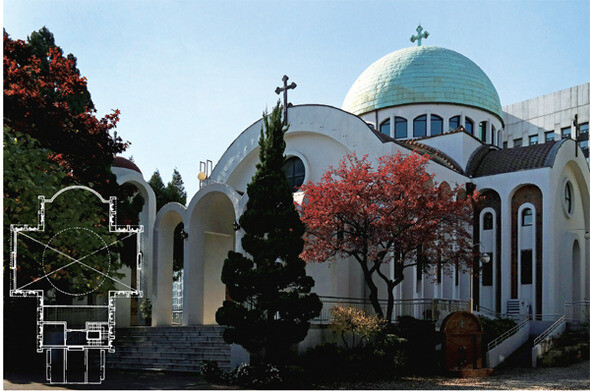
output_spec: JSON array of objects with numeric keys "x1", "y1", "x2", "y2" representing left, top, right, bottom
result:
[{"x1": 300, "y1": 152, "x2": 477, "y2": 323}]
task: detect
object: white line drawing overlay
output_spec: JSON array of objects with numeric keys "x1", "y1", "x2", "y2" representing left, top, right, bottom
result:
[{"x1": 10, "y1": 185, "x2": 143, "y2": 384}]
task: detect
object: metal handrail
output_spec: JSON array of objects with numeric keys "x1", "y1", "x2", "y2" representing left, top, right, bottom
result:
[
  {"x1": 533, "y1": 315, "x2": 565, "y2": 346},
  {"x1": 487, "y1": 318, "x2": 529, "y2": 351}
]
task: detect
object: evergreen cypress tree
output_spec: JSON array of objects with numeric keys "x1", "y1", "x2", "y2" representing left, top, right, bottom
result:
[{"x1": 216, "y1": 103, "x2": 322, "y2": 363}]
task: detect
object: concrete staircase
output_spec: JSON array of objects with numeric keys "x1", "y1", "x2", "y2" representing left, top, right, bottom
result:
[{"x1": 107, "y1": 326, "x2": 231, "y2": 373}]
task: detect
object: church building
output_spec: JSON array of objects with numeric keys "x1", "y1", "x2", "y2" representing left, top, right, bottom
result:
[{"x1": 112, "y1": 28, "x2": 590, "y2": 331}]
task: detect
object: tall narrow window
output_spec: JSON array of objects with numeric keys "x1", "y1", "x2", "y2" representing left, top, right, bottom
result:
[
  {"x1": 522, "y1": 208, "x2": 533, "y2": 226},
  {"x1": 521, "y1": 250, "x2": 533, "y2": 285},
  {"x1": 394, "y1": 117, "x2": 407, "y2": 138},
  {"x1": 529, "y1": 135, "x2": 539, "y2": 145},
  {"x1": 413, "y1": 115, "x2": 427, "y2": 137},
  {"x1": 483, "y1": 212, "x2": 493, "y2": 230},
  {"x1": 465, "y1": 118, "x2": 474, "y2": 135},
  {"x1": 449, "y1": 116, "x2": 460, "y2": 130},
  {"x1": 379, "y1": 119, "x2": 391, "y2": 137},
  {"x1": 482, "y1": 253, "x2": 493, "y2": 286},
  {"x1": 479, "y1": 121, "x2": 487, "y2": 142},
  {"x1": 283, "y1": 156, "x2": 305, "y2": 191},
  {"x1": 580, "y1": 123, "x2": 589, "y2": 159},
  {"x1": 431, "y1": 115, "x2": 443, "y2": 136},
  {"x1": 562, "y1": 127, "x2": 571, "y2": 139}
]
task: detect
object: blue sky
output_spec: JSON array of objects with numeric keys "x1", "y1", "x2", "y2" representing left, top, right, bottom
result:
[{"x1": 4, "y1": 0, "x2": 590, "y2": 198}]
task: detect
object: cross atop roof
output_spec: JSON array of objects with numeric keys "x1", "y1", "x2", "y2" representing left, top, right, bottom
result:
[{"x1": 410, "y1": 25, "x2": 429, "y2": 46}]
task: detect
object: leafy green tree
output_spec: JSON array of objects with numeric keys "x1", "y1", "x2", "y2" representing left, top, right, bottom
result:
[
  {"x1": 215, "y1": 103, "x2": 322, "y2": 363},
  {"x1": 148, "y1": 168, "x2": 187, "y2": 276}
]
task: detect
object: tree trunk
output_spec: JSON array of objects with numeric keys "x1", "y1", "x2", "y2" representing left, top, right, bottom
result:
[
  {"x1": 358, "y1": 260, "x2": 383, "y2": 318},
  {"x1": 386, "y1": 282, "x2": 394, "y2": 323}
]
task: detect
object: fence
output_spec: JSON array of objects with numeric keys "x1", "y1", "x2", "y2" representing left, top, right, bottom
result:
[
  {"x1": 313, "y1": 296, "x2": 469, "y2": 324},
  {"x1": 564, "y1": 300, "x2": 590, "y2": 323}
]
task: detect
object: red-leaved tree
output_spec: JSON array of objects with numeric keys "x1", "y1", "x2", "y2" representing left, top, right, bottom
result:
[{"x1": 300, "y1": 152, "x2": 477, "y2": 322}]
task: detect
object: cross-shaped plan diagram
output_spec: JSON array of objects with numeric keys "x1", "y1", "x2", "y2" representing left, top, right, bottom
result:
[{"x1": 9, "y1": 185, "x2": 143, "y2": 384}]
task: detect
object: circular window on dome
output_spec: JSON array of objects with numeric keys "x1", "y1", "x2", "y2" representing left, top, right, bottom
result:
[
  {"x1": 283, "y1": 156, "x2": 305, "y2": 191},
  {"x1": 564, "y1": 181, "x2": 574, "y2": 216}
]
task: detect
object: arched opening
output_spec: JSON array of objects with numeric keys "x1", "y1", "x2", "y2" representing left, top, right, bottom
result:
[
  {"x1": 449, "y1": 115, "x2": 460, "y2": 131},
  {"x1": 153, "y1": 207, "x2": 184, "y2": 326},
  {"x1": 413, "y1": 115, "x2": 427, "y2": 138},
  {"x1": 394, "y1": 117, "x2": 407, "y2": 138},
  {"x1": 465, "y1": 118, "x2": 474, "y2": 135},
  {"x1": 379, "y1": 118, "x2": 391, "y2": 137},
  {"x1": 186, "y1": 190, "x2": 236, "y2": 325},
  {"x1": 431, "y1": 115, "x2": 443, "y2": 136}
]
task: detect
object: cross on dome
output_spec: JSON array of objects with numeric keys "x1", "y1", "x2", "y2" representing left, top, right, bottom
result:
[{"x1": 410, "y1": 24, "x2": 429, "y2": 46}]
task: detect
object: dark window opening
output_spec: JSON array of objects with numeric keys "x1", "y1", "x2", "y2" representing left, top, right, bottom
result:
[
  {"x1": 483, "y1": 212, "x2": 493, "y2": 230},
  {"x1": 413, "y1": 115, "x2": 427, "y2": 138},
  {"x1": 522, "y1": 208, "x2": 533, "y2": 226},
  {"x1": 513, "y1": 138, "x2": 522, "y2": 147},
  {"x1": 492, "y1": 125, "x2": 496, "y2": 145},
  {"x1": 395, "y1": 117, "x2": 407, "y2": 138},
  {"x1": 283, "y1": 156, "x2": 305, "y2": 191},
  {"x1": 431, "y1": 115, "x2": 443, "y2": 136},
  {"x1": 565, "y1": 182, "x2": 573, "y2": 214},
  {"x1": 449, "y1": 115, "x2": 460, "y2": 130},
  {"x1": 479, "y1": 121, "x2": 487, "y2": 142},
  {"x1": 562, "y1": 127, "x2": 571, "y2": 139},
  {"x1": 529, "y1": 135, "x2": 538, "y2": 145},
  {"x1": 482, "y1": 253, "x2": 493, "y2": 286},
  {"x1": 465, "y1": 118, "x2": 474, "y2": 135},
  {"x1": 521, "y1": 250, "x2": 533, "y2": 285},
  {"x1": 545, "y1": 131, "x2": 555, "y2": 142},
  {"x1": 380, "y1": 119, "x2": 391, "y2": 137}
]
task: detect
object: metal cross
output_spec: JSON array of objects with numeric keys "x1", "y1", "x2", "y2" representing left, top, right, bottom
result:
[
  {"x1": 275, "y1": 75, "x2": 297, "y2": 124},
  {"x1": 410, "y1": 25, "x2": 429, "y2": 46}
]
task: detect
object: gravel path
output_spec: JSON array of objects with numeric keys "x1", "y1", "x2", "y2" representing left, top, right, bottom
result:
[{"x1": 323, "y1": 360, "x2": 590, "y2": 390}]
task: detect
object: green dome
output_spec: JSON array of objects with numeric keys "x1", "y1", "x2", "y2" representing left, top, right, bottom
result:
[{"x1": 342, "y1": 46, "x2": 502, "y2": 119}]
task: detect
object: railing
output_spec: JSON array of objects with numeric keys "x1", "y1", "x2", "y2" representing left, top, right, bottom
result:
[
  {"x1": 488, "y1": 317, "x2": 529, "y2": 351},
  {"x1": 313, "y1": 296, "x2": 469, "y2": 324},
  {"x1": 564, "y1": 300, "x2": 590, "y2": 322},
  {"x1": 172, "y1": 310, "x2": 183, "y2": 325},
  {"x1": 475, "y1": 305, "x2": 497, "y2": 318},
  {"x1": 533, "y1": 315, "x2": 565, "y2": 346}
]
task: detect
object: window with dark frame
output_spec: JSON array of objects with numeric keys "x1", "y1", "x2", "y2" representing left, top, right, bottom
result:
[
  {"x1": 562, "y1": 126, "x2": 571, "y2": 139},
  {"x1": 282, "y1": 156, "x2": 305, "y2": 191},
  {"x1": 492, "y1": 125, "x2": 496, "y2": 145},
  {"x1": 380, "y1": 119, "x2": 391, "y2": 137},
  {"x1": 522, "y1": 208, "x2": 533, "y2": 226},
  {"x1": 431, "y1": 115, "x2": 443, "y2": 136},
  {"x1": 565, "y1": 182, "x2": 573, "y2": 214},
  {"x1": 580, "y1": 123, "x2": 589, "y2": 158},
  {"x1": 395, "y1": 117, "x2": 407, "y2": 138},
  {"x1": 483, "y1": 212, "x2": 493, "y2": 230},
  {"x1": 465, "y1": 118, "x2": 474, "y2": 135},
  {"x1": 521, "y1": 250, "x2": 533, "y2": 285},
  {"x1": 529, "y1": 134, "x2": 538, "y2": 145},
  {"x1": 479, "y1": 121, "x2": 487, "y2": 142},
  {"x1": 513, "y1": 138, "x2": 522, "y2": 147},
  {"x1": 449, "y1": 115, "x2": 460, "y2": 130},
  {"x1": 413, "y1": 115, "x2": 427, "y2": 137},
  {"x1": 545, "y1": 131, "x2": 555, "y2": 142}
]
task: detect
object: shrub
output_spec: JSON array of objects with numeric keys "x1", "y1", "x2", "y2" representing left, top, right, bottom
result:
[
  {"x1": 330, "y1": 306, "x2": 386, "y2": 349},
  {"x1": 477, "y1": 315, "x2": 516, "y2": 347},
  {"x1": 539, "y1": 330, "x2": 589, "y2": 367},
  {"x1": 231, "y1": 363, "x2": 283, "y2": 389},
  {"x1": 199, "y1": 360, "x2": 223, "y2": 383}
]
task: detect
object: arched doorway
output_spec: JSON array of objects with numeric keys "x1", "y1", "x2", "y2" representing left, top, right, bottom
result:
[{"x1": 184, "y1": 186, "x2": 238, "y2": 325}]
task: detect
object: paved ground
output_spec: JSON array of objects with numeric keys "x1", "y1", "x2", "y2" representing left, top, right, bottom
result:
[{"x1": 4, "y1": 360, "x2": 590, "y2": 390}]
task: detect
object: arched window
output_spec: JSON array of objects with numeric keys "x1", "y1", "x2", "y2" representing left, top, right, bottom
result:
[
  {"x1": 394, "y1": 117, "x2": 407, "y2": 138},
  {"x1": 483, "y1": 212, "x2": 493, "y2": 230},
  {"x1": 479, "y1": 121, "x2": 487, "y2": 142},
  {"x1": 431, "y1": 115, "x2": 443, "y2": 136},
  {"x1": 379, "y1": 119, "x2": 391, "y2": 137},
  {"x1": 522, "y1": 208, "x2": 533, "y2": 226},
  {"x1": 283, "y1": 156, "x2": 305, "y2": 191},
  {"x1": 413, "y1": 115, "x2": 427, "y2": 137},
  {"x1": 449, "y1": 116, "x2": 460, "y2": 130},
  {"x1": 465, "y1": 118, "x2": 474, "y2": 135},
  {"x1": 565, "y1": 182, "x2": 573, "y2": 214}
]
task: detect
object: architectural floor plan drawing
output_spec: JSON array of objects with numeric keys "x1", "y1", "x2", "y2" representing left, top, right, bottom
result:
[{"x1": 9, "y1": 185, "x2": 143, "y2": 384}]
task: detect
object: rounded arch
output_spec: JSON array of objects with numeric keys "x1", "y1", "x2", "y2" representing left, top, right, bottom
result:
[
  {"x1": 184, "y1": 184, "x2": 240, "y2": 325},
  {"x1": 153, "y1": 203, "x2": 186, "y2": 326}
]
